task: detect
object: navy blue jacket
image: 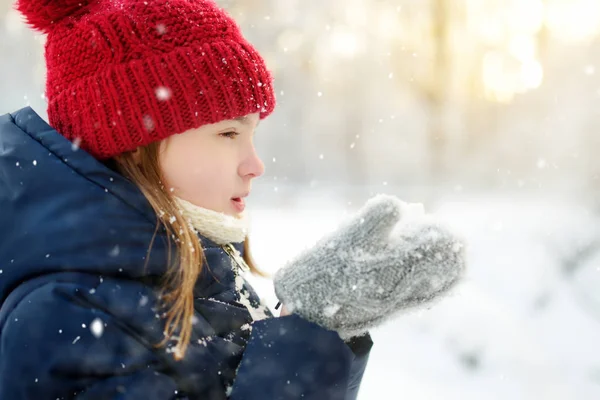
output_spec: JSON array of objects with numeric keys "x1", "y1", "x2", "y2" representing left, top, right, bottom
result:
[{"x1": 0, "y1": 107, "x2": 373, "y2": 400}]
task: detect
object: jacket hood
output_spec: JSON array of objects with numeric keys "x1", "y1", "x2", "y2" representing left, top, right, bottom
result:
[{"x1": 0, "y1": 107, "x2": 222, "y2": 304}]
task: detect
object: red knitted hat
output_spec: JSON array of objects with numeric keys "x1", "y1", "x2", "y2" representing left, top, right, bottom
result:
[{"x1": 15, "y1": 0, "x2": 276, "y2": 159}]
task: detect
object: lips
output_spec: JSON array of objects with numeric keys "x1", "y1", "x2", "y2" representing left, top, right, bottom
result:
[
  {"x1": 231, "y1": 191, "x2": 249, "y2": 212},
  {"x1": 231, "y1": 197, "x2": 245, "y2": 212}
]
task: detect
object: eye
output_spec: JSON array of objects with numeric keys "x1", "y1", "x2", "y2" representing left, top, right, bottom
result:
[{"x1": 220, "y1": 131, "x2": 239, "y2": 139}]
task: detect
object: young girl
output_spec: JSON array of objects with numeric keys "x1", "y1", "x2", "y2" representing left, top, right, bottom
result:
[{"x1": 0, "y1": 0, "x2": 466, "y2": 399}]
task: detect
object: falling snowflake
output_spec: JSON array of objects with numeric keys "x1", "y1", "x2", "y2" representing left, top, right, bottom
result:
[
  {"x1": 156, "y1": 23, "x2": 167, "y2": 35},
  {"x1": 71, "y1": 137, "x2": 82, "y2": 151},
  {"x1": 109, "y1": 245, "x2": 120, "y2": 257},
  {"x1": 155, "y1": 86, "x2": 172, "y2": 101},
  {"x1": 143, "y1": 115, "x2": 155, "y2": 131},
  {"x1": 537, "y1": 158, "x2": 547, "y2": 169},
  {"x1": 90, "y1": 318, "x2": 104, "y2": 338}
]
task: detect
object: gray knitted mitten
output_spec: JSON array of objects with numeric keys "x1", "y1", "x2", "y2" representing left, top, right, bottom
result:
[{"x1": 273, "y1": 194, "x2": 466, "y2": 340}]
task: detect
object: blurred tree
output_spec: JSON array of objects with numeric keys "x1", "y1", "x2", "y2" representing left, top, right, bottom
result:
[
  {"x1": 427, "y1": 0, "x2": 450, "y2": 179},
  {"x1": 385, "y1": 1, "x2": 454, "y2": 181}
]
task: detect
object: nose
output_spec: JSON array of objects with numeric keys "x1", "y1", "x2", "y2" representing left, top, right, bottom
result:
[{"x1": 239, "y1": 145, "x2": 265, "y2": 179}]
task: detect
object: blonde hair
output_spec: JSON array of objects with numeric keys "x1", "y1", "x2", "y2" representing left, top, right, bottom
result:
[{"x1": 113, "y1": 141, "x2": 270, "y2": 360}]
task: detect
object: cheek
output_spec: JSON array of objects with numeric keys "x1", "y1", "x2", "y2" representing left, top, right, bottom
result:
[
  {"x1": 160, "y1": 139, "x2": 202, "y2": 192},
  {"x1": 158, "y1": 138, "x2": 229, "y2": 204}
]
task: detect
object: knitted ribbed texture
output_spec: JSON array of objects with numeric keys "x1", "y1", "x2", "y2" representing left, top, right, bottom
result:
[
  {"x1": 16, "y1": 0, "x2": 276, "y2": 159},
  {"x1": 175, "y1": 197, "x2": 249, "y2": 245},
  {"x1": 273, "y1": 194, "x2": 467, "y2": 340}
]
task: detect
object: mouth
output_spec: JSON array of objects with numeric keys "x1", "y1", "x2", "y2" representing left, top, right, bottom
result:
[{"x1": 231, "y1": 193, "x2": 249, "y2": 212}]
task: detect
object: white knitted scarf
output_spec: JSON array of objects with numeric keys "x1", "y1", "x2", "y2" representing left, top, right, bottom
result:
[{"x1": 174, "y1": 197, "x2": 249, "y2": 245}]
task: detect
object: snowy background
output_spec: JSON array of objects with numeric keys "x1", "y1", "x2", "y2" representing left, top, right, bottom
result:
[
  {"x1": 245, "y1": 186, "x2": 600, "y2": 400},
  {"x1": 3, "y1": 0, "x2": 600, "y2": 399}
]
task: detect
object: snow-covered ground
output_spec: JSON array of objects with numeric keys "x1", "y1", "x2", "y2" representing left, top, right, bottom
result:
[{"x1": 244, "y1": 188, "x2": 600, "y2": 400}]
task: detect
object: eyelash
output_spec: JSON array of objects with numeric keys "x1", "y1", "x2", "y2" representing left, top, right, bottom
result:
[{"x1": 220, "y1": 131, "x2": 240, "y2": 139}]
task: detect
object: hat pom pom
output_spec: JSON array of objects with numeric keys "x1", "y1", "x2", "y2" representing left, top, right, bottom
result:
[{"x1": 15, "y1": 0, "x2": 93, "y2": 33}]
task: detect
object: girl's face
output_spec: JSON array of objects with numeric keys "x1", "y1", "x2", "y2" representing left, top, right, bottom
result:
[{"x1": 158, "y1": 113, "x2": 264, "y2": 216}]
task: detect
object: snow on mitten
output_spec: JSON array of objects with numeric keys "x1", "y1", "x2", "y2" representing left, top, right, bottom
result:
[{"x1": 273, "y1": 194, "x2": 466, "y2": 340}]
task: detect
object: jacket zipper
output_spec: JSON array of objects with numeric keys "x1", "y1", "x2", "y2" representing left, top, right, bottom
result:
[{"x1": 222, "y1": 243, "x2": 250, "y2": 273}]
